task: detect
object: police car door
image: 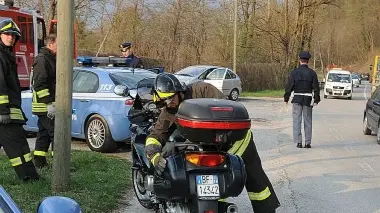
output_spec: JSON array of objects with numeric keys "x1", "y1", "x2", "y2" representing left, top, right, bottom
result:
[
  {"x1": 204, "y1": 68, "x2": 227, "y2": 95},
  {"x1": 368, "y1": 87, "x2": 380, "y2": 129},
  {"x1": 72, "y1": 71, "x2": 98, "y2": 136}
]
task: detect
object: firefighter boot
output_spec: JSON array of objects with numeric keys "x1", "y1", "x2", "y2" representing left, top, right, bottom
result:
[
  {"x1": 34, "y1": 156, "x2": 48, "y2": 169},
  {"x1": 13, "y1": 162, "x2": 40, "y2": 182}
]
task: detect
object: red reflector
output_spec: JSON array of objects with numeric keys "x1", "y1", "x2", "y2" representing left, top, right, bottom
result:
[
  {"x1": 125, "y1": 99, "x2": 134, "y2": 105},
  {"x1": 210, "y1": 107, "x2": 233, "y2": 111},
  {"x1": 177, "y1": 118, "x2": 251, "y2": 129},
  {"x1": 185, "y1": 153, "x2": 225, "y2": 167}
]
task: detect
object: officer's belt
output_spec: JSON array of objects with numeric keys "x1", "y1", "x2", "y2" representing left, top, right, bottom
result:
[{"x1": 293, "y1": 93, "x2": 313, "y2": 97}]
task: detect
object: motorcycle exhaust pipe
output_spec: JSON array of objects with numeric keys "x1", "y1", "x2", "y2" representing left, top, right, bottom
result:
[{"x1": 226, "y1": 204, "x2": 238, "y2": 213}]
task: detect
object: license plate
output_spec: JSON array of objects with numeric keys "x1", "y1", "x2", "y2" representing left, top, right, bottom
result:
[{"x1": 196, "y1": 175, "x2": 220, "y2": 197}]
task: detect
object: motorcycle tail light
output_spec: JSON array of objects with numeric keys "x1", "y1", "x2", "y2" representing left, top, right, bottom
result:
[
  {"x1": 125, "y1": 99, "x2": 134, "y2": 105},
  {"x1": 177, "y1": 118, "x2": 251, "y2": 130},
  {"x1": 185, "y1": 153, "x2": 225, "y2": 167}
]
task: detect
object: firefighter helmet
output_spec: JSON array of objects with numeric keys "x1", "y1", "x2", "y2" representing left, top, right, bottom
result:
[
  {"x1": 152, "y1": 73, "x2": 186, "y2": 102},
  {"x1": 0, "y1": 19, "x2": 21, "y2": 38}
]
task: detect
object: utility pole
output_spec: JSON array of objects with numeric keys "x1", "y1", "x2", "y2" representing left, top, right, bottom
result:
[
  {"x1": 233, "y1": 0, "x2": 238, "y2": 73},
  {"x1": 52, "y1": 0, "x2": 74, "y2": 192}
]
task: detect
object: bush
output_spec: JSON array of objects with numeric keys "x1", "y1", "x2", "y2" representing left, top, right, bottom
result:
[{"x1": 237, "y1": 63, "x2": 287, "y2": 91}]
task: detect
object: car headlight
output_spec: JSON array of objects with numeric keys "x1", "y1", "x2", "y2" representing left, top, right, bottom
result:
[{"x1": 345, "y1": 85, "x2": 351, "y2": 89}]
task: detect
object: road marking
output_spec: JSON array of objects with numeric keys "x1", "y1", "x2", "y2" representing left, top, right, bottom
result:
[
  {"x1": 364, "y1": 83, "x2": 368, "y2": 100},
  {"x1": 344, "y1": 147, "x2": 356, "y2": 153},
  {"x1": 358, "y1": 162, "x2": 375, "y2": 172}
]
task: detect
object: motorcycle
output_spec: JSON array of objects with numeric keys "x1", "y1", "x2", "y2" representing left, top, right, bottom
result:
[{"x1": 116, "y1": 78, "x2": 251, "y2": 213}]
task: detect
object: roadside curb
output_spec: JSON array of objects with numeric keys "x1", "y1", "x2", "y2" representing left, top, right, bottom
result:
[{"x1": 240, "y1": 97, "x2": 283, "y2": 101}]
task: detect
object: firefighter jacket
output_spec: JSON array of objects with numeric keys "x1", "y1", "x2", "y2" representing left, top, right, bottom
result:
[
  {"x1": 145, "y1": 81, "x2": 225, "y2": 160},
  {"x1": 0, "y1": 42, "x2": 26, "y2": 124},
  {"x1": 31, "y1": 47, "x2": 56, "y2": 115},
  {"x1": 284, "y1": 64, "x2": 321, "y2": 106}
]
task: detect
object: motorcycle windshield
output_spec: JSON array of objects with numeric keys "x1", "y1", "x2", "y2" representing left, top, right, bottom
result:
[{"x1": 133, "y1": 77, "x2": 155, "y2": 101}]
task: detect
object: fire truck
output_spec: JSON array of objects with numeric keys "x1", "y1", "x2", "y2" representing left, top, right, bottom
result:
[{"x1": 0, "y1": 0, "x2": 68, "y2": 90}]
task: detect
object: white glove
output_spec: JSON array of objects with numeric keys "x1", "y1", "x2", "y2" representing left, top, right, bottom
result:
[
  {"x1": 0, "y1": 114, "x2": 11, "y2": 124},
  {"x1": 47, "y1": 103, "x2": 55, "y2": 119}
]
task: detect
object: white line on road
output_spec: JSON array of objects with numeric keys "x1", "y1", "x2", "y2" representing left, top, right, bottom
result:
[
  {"x1": 344, "y1": 147, "x2": 356, "y2": 153},
  {"x1": 364, "y1": 83, "x2": 368, "y2": 100},
  {"x1": 358, "y1": 162, "x2": 375, "y2": 172}
]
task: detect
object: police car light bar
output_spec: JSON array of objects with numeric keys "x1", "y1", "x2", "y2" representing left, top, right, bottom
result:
[{"x1": 76, "y1": 56, "x2": 133, "y2": 67}]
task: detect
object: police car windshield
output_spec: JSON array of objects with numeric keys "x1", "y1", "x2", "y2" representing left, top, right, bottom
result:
[
  {"x1": 327, "y1": 73, "x2": 351, "y2": 83},
  {"x1": 109, "y1": 71, "x2": 157, "y2": 88},
  {"x1": 175, "y1": 66, "x2": 206, "y2": 77}
]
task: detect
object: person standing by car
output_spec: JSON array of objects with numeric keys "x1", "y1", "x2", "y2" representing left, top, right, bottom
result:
[
  {"x1": 119, "y1": 42, "x2": 144, "y2": 68},
  {"x1": 0, "y1": 19, "x2": 40, "y2": 181},
  {"x1": 31, "y1": 34, "x2": 57, "y2": 168},
  {"x1": 284, "y1": 51, "x2": 320, "y2": 148},
  {"x1": 145, "y1": 73, "x2": 281, "y2": 213}
]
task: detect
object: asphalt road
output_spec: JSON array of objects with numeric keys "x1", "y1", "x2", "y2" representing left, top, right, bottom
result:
[{"x1": 121, "y1": 81, "x2": 380, "y2": 213}]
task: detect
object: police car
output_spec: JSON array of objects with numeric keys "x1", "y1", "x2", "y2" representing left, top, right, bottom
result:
[{"x1": 21, "y1": 56, "x2": 159, "y2": 153}]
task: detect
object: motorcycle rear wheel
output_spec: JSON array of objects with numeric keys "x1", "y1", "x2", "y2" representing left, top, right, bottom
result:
[{"x1": 132, "y1": 169, "x2": 154, "y2": 209}]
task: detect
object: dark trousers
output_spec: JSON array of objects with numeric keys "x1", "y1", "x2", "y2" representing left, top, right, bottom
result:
[
  {"x1": 34, "y1": 115, "x2": 54, "y2": 168},
  {"x1": 0, "y1": 123, "x2": 40, "y2": 181},
  {"x1": 227, "y1": 132, "x2": 281, "y2": 213}
]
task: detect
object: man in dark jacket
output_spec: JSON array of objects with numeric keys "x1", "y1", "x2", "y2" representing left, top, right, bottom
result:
[
  {"x1": 31, "y1": 34, "x2": 57, "y2": 168},
  {"x1": 0, "y1": 19, "x2": 40, "y2": 181},
  {"x1": 119, "y1": 42, "x2": 144, "y2": 68},
  {"x1": 284, "y1": 51, "x2": 321, "y2": 148},
  {"x1": 145, "y1": 73, "x2": 281, "y2": 213}
]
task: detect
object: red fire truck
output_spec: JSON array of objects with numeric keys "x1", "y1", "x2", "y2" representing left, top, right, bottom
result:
[{"x1": 0, "y1": 0, "x2": 76, "y2": 90}]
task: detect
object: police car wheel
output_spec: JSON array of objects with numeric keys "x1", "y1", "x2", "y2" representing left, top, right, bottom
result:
[
  {"x1": 85, "y1": 114, "x2": 117, "y2": 153},
  {"x1": 229, "y1": 89, "x2": 239, "y2": 101}
]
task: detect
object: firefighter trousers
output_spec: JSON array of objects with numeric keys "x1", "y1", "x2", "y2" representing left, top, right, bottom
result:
[
  {"x1": 34, "y1": 115, "x2": 54, "y2": 168},
  {"x1": 0, "y1": 123, "x2": 40, "y2": 181},
  {"x1": 226, "y1": 131, "x2": 281, "y2": 213}
]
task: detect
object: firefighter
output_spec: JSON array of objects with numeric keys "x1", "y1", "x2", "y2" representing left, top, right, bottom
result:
[
  {"x1": 0, "y1": 19, "x2": 40, "y2": 181},
  {"x1": 31, "y1": 34, "x2": 57, "y2": 168},
  {"x1": 284, "y1": 51, "x2": 320, "y2": 149},
  {"x1": 144, "y1": 73, "x2": 281, "y2": 213},
  {"x1": 119, "y1": 42, "x2": 144, "y2": 68}
]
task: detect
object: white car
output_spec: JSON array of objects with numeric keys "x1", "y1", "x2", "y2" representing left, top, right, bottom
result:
[
  {"x1": 351, "y1": 74, "x2": 360, "y2": 87},
  {"x1": 174, "y1": 65, "x2": 242, "y2": 101},
  {"x1": 324, "y1": 70, "x2": 353, "y2": 100}
]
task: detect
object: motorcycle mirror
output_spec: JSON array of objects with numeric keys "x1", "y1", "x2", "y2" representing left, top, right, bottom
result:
[{"x1": 114, "y1": 85, "x2": 129, "y2": 97}]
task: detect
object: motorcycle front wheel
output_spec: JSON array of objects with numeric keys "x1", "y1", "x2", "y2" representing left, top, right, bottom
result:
[{"x1": 132, "y1": 169, "x2": 154, "y2": 209}]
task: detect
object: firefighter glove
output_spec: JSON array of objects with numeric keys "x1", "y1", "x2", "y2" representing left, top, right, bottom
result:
[
  {"x1": 152, "y1": 153, "x2": 166, "y2": 176},
  {"x1": 47, "y1": 104, "x2": 55, "y2": 119},
  {"x1": 0, "y1": 114, "x2": 11, "y2": 124}
]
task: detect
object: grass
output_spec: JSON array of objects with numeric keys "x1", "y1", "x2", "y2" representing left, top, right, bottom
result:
[
  {"x1": 0, "y1": 150, "x2": 132, "y2": 213},
  {"x1": 241, "y1": 89, "x2": 284, "y2": 98}
]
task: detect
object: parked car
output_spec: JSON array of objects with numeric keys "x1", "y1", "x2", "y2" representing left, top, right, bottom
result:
[
  {"x1": 0, "y1": 186, "x2": 81, "y2": 213},
  {"x1": 22, "y1": 64, "x2": 158, "y2": 153},
  {"x1": 351, "y1": 74, "x2": 360, "y2": 87},
  {"x1": 174, "y1": 65, "x2": 242, "y2": 101},
  {"x1": 363, "y1": 86, "x2": 380, "y2": 143}
]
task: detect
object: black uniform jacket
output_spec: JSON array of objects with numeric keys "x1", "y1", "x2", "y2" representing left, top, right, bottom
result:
[
  {"x1": 284, "y1": 64, "x2": 321, "y2": 106},
  {"x1": 0, "y1": 42, "x2": 26, "y2": 124}
]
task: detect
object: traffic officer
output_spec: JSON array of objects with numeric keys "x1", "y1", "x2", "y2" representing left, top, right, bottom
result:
[
  {"x1": 119, "y1": 42, "x2": 144, "y2": 68},
  {"x1": 145, "y1": 73, "x2": 281, "y2": 213},
  {"x1": 284, "y1": 51, "x2": 320, "y2": 148},
  {"x1": 31, "y1": 34, "x2": 57, "y2": 168},
  {"x1": 0, "y1": 19, "x2": 40, "y2": 181}
]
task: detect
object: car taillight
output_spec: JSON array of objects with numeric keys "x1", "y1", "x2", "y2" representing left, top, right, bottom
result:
[
  {"x1": 125, "y1": 99, "x2": 134, "y2": 105},
  {"x1": 177, "y1": 118, "x2": 251, "y2": 129},
  {"x1": 204, "y1": 211, "x2": 214, "y2": 213},
  {"x1": 185, "y1": 153, "x2": 225, "y2": 167}
]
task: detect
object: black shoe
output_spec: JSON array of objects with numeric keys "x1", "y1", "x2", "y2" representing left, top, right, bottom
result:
[
  {"x1": 305, "y1": 144, "x2": 311, "y2": 148},
  {"x1": 297, "y1": 143, "x2": 302, "y2": 148}
]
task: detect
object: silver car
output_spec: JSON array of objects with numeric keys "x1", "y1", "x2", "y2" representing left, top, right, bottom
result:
[{"x1": 174, "y1": 65, "x2": 242, "y2": 101}]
